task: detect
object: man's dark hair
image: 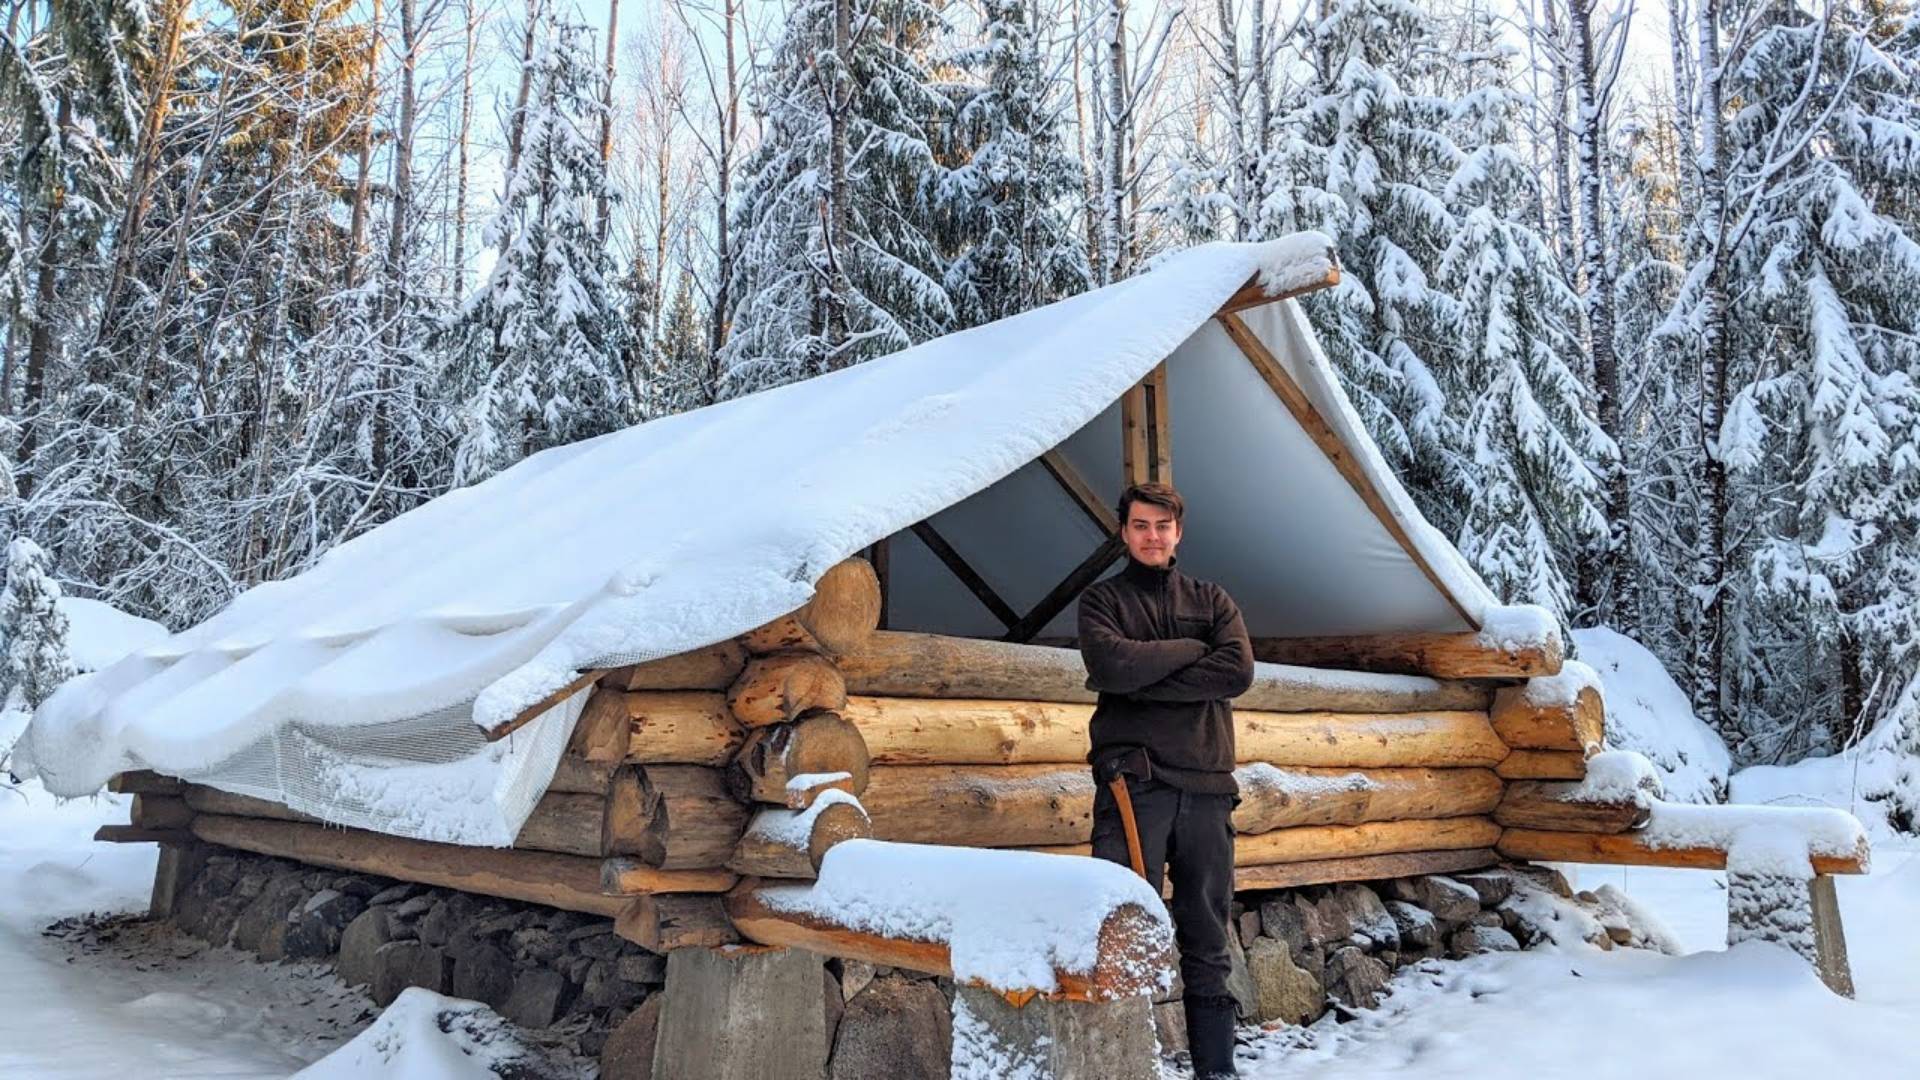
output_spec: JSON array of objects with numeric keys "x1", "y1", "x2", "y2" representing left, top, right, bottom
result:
[{"x1": 1118, "y1": 482, "x2": 1184, "y2": 523}]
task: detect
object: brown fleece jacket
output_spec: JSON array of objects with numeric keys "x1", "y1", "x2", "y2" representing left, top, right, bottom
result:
[{"x1": 1076, "y1": 558, "x2": 1256, "y2": 794}]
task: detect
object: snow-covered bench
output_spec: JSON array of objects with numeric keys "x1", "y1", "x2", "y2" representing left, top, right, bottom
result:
[
  {"x1": 1496, "y1": 751, "x2": 1870, "y2": 995},
  {"x1": 652, "y1": 839, "x2": 1174, "y2": 1080}
]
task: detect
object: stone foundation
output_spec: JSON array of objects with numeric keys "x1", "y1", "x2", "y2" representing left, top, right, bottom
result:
[{"x1": 157, "y1": 846, "x2": 1666, "y2": 1076}]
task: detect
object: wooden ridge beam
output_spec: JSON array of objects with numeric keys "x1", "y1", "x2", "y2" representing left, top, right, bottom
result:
[{"x1": 1214, "y1": 260, "x2": 1343, "y2": 317}]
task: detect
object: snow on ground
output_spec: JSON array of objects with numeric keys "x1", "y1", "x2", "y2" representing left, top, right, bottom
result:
[
  {"x1": 1237, "y1": 846, "x2": 1920, "y2": 1079},
  {"x1": 1574, "y1": 626, "x2": 1732, "y2": 803}
]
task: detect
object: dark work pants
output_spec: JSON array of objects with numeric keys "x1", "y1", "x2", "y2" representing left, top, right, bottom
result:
[{"x1": 1090, "y1": 775, "x2": 1236, "y2": 999}]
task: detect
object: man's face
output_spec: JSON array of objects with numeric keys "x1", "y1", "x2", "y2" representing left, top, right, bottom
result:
[{"x1": 1124, "y1": 501, "x2": 1182, "y2": 567}]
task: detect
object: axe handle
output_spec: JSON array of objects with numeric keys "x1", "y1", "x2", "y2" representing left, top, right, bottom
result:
[{"x1": 1107, "y1": 775, "x2": 1148, "y2": 879}]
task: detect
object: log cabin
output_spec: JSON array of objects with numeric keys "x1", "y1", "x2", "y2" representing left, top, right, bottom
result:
[{"x1": 23, "y1": 236, "x2": 1869, "y2": 1070}]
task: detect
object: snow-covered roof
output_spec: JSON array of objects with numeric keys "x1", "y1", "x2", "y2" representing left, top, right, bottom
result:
[{"x1": 21, "y1": 236, "x2": 1499, "y2": 838}]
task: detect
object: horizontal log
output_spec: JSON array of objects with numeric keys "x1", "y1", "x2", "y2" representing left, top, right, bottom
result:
[
  {"x1": 741, "y1": 558, "x2": 883, "y2": 657},
  {"x1": 599, "y1": 691, "x2": 746, "y2": 766},
  {"x1": 729, "y1": 712, "x2": 871, "y2": 804},
  {"x1": 1237, "y1": 710, "x2": 1508, "y2": 768},
  {"x1": 626, "y1": 765, "x2": 750, "y2": 870},
  {"x1": 1497, "y1": 828, "x2": 1869, "y2": 875},
  {"x1": 1496, "y1": 750, "x2": 1591, "y2": 781},
  {"x1": 725, "y1": 883, "x2": 1168, "y2": 1001},
  {"x1": 603, "y1": 639, "x2": 750, "y2": 691},
  {"x1": 1233, "y1": 847, "x2": 1499, "y2": 891},
  {"x1": 1234, "y1": 766, "x2": 1502, "y2": 834},
  {"x1": 847, "y1": 695, "x2": 1504, "y2": 769},
  {"x1": 1494, "y1": 780, "x2": 1651, "y2": 834},
  {"x1": 186, "y1": 783, "x2": 633, "y2": 861},
  {"x1": 1252, "y1": 629, "x2": 1561, "y2": 679},
  {"x1": 861, "y1": 765, "x2": 1094, "y2": 848},
  {"x1": 857, "y1": 763, "x2": 1501, "y2": 849},
  {"x1": 615, "y1": 893, "x2": 739, "y2": 951},
  {"x1": 1491, "y1": 682, "x2": 1604, "y2": 753},
  {"x1": 131, "y1": 794, "x2": 194, "y2": 831},
  {"x1": 1233, "y1": 816, "x2": 1502, "y2": 866},
  {"x1": 190, "y1": 813, "x2": 630, "y2": 916},
  {"x1": 727, "y1": 651, "x2": 848, "y2": 728},
  {"x1": 838, "y1": 631, "x2": 1492, "y2": 713},
  {"x1": 728, "y1": 799, "x2": 873, "y2": 879},
  {"x1": 600, "y1": 857, "x2": 737, "y2": 895},
  {"x1": 93, "y1": 824, "x2": 193, "y2": 844},
  {"x1": 107, "y1": 770, "x2": 184, "y2": 795}
]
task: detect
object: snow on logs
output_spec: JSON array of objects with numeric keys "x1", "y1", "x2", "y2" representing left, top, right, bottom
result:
[{"x1": 726, "y1": 839, "x2": 1174, "y2": 1001}]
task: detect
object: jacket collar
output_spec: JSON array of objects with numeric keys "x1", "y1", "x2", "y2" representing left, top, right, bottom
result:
[{"x1": 1121, "y1": 555, "x2": 1178, "y2": 586}]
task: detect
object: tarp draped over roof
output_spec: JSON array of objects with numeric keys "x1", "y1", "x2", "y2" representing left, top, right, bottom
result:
[{"x1": 18, "y1": 234, "x2": 1498, "y2": 846}]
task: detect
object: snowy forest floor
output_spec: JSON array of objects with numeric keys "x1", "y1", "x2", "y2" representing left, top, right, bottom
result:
[{"x1": 3, "y1": 779, "x2": 1914, "y2": 1079}]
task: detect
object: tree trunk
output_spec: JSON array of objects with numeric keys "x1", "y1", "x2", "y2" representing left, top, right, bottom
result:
[
  {"x1": 1690, "y1": 0, "x2": 1729, "y2": 741},
  {"x1": 595, "y1": 0, "x2": 621, "y2": 248},
  {"x1": 453, "y1": 0, "x2": 477, "y2": 295},
  {"x1": 346, "y1": 0, "x2": 383, "y2": 289},
  {"x1": 17, "y1": 93, "x2": 71, "y2": 494},
  {"x1": 507, "y1": 0, "x2": 542, "y2": 174},
  {"x1": 1102, "y1": 0, "x2": 1130, "y2": 282}
]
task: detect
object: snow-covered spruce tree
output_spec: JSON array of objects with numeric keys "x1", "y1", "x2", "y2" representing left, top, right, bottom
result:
[
  {"x1": 1437, "y1": 80, "x2": 1611, "y2": 618},
  {"x1": 444, "y1": 14, "x2": 631, "y2": 485},
  {"x1": 0, "y1": 538, "x2": 74, "y2": 710},
  {"x1": 935, "y1": 0, "x2": 1089, "y2": 329},
  {"x1": 719, "y1": 0, "x2": 952, "y2": 396},
  {"x1": 1261, "y1": 0, "x2": 1465, "y2": 494},
  {"x1": 654, "y1": 271, "x2": 715, "y2": 416},
  {"x1": 1660, "y1": 1, "x2": 1920, "y2": 762}
]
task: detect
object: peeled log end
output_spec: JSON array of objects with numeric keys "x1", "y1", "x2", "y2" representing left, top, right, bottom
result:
[
  {"x1": 727, "y1": 651, "x2": 848, "y2": 727},
  {"x1": 741, "y1": 559, "x2": 882, "y2": 657},
  {"x1": 1491, "y1": 683, "x2": 1605, "y2": 753}
]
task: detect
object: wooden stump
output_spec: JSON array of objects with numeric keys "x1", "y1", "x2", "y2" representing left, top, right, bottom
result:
[
  {"x1": 649, "y1": 946, "x2": 826, "y2": 1080},
  {"x1": 951, "y1": 985, "x2": 1158, "y2": 1080}
]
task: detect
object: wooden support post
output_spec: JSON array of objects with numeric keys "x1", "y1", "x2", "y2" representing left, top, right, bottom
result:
[
  {"x1": 1144, "y1": 362, "x2": 1171, "y2": 484},
  {"x1": 867, "y1": 536, "x2": 890, "y2": 631},
  {"x1": 1727, "y1": 870, "x2": 1854, "y2": 998},
  {"x1": 1120, "y1": 383, "x2": 1149, "y2": 486},
  {"x1": 1038, "y1": 449, "x2": 1119, "y2": 533},
  {"x1": 951, "y1": 985, "x2": 1158, "y2": 1080},
  {"x1": 650, "y1": 946, "x2": 827, "y2": 1080},
  {"x1": 149, "y1": 842, "x2": 209, "y2": 920}
]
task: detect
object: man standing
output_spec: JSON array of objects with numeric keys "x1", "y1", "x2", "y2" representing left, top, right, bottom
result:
[{"x1": 1078, "y1": 481, "x2": 1254, "y2": 1080}]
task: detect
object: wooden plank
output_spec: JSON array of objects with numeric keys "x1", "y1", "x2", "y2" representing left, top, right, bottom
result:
[
  {"x1": 1497, "y1": 828, "x2": 1870, "y2": 876},
  {"x1": 1038, "y1": 449, "x2": 1119, "y2": 533},
  {"x1": 1233, "y1": 847, "x2": 1497, "y2": 891},
  {"x1": 1252, "y1": 632, "x2": 1562, "y2": 680},
  {"x1": 1145, "y1": 362, "x2": 1171, "y2": 484},
  {"x1": 191, "y1": 813, "x2": 632, "y2": 915},
  {"x1": 94, "y1": 825, "x2": 194, "y2": 844},
  {"x1": 1002, "y1": 534, "x2": 1128, "y2": 644},
  {"x1": 910, "y1": 520, "x2": 1020, "y2": 629},
  {"x1": 485, "y1": 668, "x2": 604, "y2": 742},
  {"x1": 1218, "y1": 311, "x2": 1478, "y2": 629},
  {"x1": 1214, "y1": 259, "x2": 1343, "y2": 317},
  {"x1": 1120, "y1": 383, "x2": 1149, "y2": 485}
]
